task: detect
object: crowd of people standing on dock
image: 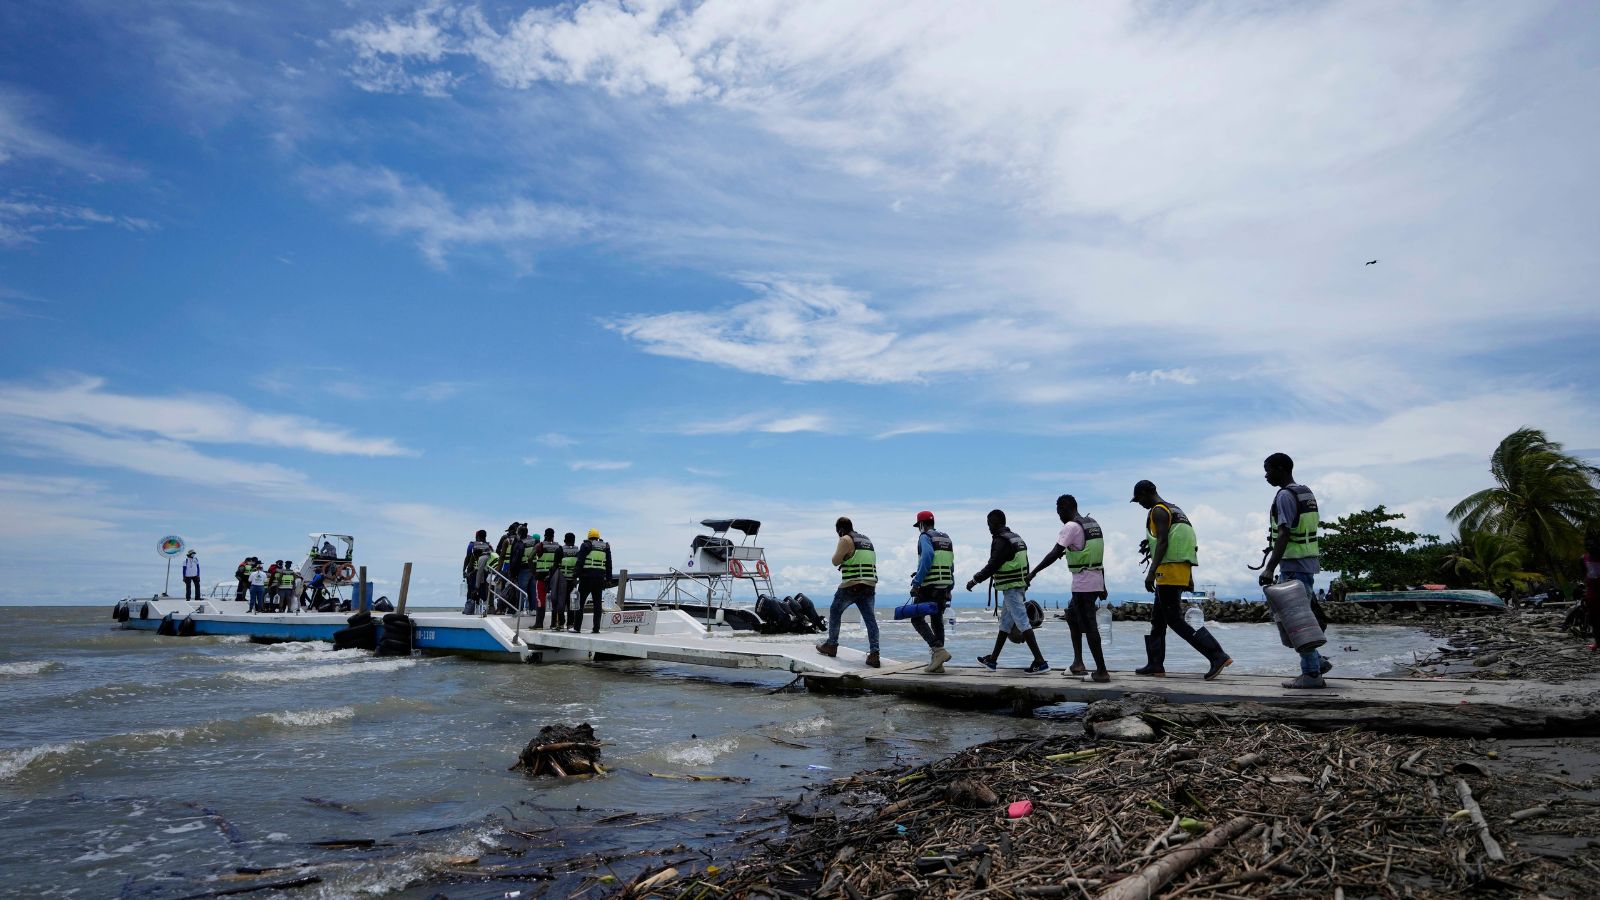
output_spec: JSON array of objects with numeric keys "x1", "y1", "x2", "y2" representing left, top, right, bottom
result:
[{"x1": 461, "y1": 523, "x2": 615, "y2": 634}]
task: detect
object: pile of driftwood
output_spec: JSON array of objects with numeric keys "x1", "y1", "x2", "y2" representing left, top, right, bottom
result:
[
  {"x1": 510, "y1": 723, "x2": 604, "y2": 778},
  {"x1": 1414, "y1": 609, "x2": 1600, "y2": 683},
  {"x1": 660, "y1": 718, "x2": 1600, "y2": 898}
]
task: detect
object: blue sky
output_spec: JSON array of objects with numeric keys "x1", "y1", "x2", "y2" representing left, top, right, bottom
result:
[{"x1": 2, "y1": 0, "x2": 1597, "y2": 606}]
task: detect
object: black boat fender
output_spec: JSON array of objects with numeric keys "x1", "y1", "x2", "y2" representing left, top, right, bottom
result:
[
  {"x1": 376, "y1": 612, "x2": 413, "y2": 657},
  {"x1": 177, "y1": 615, "x2": 198, "y2": 637},
  {"x1": 156, "y1": 612, "x2": 178, "y2": 636}
]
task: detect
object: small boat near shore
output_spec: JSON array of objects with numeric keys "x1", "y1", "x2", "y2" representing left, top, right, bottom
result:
[{"x1": 1344, "y1": 588, "x2": 1507, "y2": 614}]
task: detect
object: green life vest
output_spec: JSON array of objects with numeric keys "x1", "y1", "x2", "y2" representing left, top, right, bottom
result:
[
  {"x1": 923, "y1": 530, "x2": 955, "y2": 589},
  {"x1": 1271, "y1": 484, "x2": 1320, "y2": 560},
  {"x1": 839, "y1": 532, "x2": 878, "y2": 585},
  {"x1": 581, "y1": 540, "x2": 609, "y2": 575},
  {"x1": 559, "y1": 544, "x2": 579, "y2": 577},
  {"x1": 1066, "y1": 515, "x2": 1105, "y2": 574},
  {"x1": 1147, "y1": 503, "x2": 1199, "y2": 566},
  {"x1": 993, "y1": 529, "x2": 1030, "y2": 591},
  {"x1": 535, "y1": 541, "x2": 558, "y2": 575},
  {"x1": 276, "y1": 570, "x2": 295, "y2": 588}
]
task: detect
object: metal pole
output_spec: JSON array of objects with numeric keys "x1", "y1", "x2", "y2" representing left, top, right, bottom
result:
[{"x1": 164, "y1": 557, "x2": 171, "y2": 596}]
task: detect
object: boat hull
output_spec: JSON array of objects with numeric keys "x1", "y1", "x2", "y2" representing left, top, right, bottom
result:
[{"x1": 1345, "y1": 589, "x2": 1506, "y2": 613}]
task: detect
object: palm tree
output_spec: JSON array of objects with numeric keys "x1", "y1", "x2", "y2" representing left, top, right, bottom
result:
[
  {"x1": 1450, "y1": 428, "x2": 1600, "y2": 583},
  {"x1": 1440, "y1": 529, "x2": 1541, "y2": 596}
]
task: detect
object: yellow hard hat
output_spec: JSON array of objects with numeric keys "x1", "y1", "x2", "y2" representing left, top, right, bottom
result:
[{"x1": 587, "y1": 528, "x2": 600, "y2": 539}]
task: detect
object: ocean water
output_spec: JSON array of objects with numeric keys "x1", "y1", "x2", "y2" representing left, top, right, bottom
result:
[{"x1": 0, "y1": 605, "x2": 1437, "y2": 897}]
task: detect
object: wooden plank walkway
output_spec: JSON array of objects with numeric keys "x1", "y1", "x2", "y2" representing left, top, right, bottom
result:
[{"x1": 802, "y1": 665, "x2": 1525, "y2": 708}]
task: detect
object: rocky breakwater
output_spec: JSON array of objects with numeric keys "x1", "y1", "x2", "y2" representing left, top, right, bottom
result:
[{"x1": 1112, "y1": 598, "x2": 1484, "y2": 626}]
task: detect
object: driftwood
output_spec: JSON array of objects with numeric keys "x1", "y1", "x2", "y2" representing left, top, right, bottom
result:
[
  {"x1": 511, "y1": 723, "x2": 604, "y2": 777},
  {"x1": 1100, "y1": 815, "x2": 1256, "y2": 900},
  {"x1": 1454, "y1": 776, "x2": 1506, "y2": 861}
]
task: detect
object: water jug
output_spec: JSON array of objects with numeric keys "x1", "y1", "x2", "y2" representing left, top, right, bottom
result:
[
  {"x1": 1182, "y1": 604, "x2": 1205, "y2": 632},
  {"x1": 1095, "y1": 603, "x2": 1113, "y2": 646},
  {"x1": 1264, "y1": 579, "x2": 1326, "y2": 651}
]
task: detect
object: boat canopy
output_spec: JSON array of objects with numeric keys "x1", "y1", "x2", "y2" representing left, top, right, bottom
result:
[
  {"x1": 307, "y1": 533, "x2": 354, "y2": 560},
  {"x1": 700, "y1": 518, "x2": 760, "y2": 536}
]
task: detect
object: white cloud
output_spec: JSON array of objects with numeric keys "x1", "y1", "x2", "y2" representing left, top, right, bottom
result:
[
  {"x1": 615, "y1": 278, "x2": 1041, "y2": 384},
  {"x1": 403, "y1": 380, "x2": 470, "y2": 402},
  {"x1": 302, "y1": 165, "x2": 591, "y2": 268},
  {"x1": 537, "y1": 432, "x2": 578, "y2": 448},
  {"x1": 569, "y1": 459, "x2": 632, "y2": 471},
  {"x1": 0, "y1": 375, "x2": 411, "y2": 457},
  {"x1": 0, "y1": 197, "x2": 157, "y2": 247},
  {"x1": 1127, "y1": 368, "x2": 1197, "y2": 387},
  {"x1": 678, "y1": 411, "x2": 834, "y2": 435},
  {"x1": 520, "y1": 456, "x2": 540, "y2": 466}
]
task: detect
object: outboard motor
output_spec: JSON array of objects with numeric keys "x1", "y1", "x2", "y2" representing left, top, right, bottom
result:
[
  {"x1": 372, "y1": 595, "x2": 394, "y2": 613},
  {"x1": 755, "y1": 595, "x2": 793, "y2": 634},
  {"x1": 791, "y1": 593, "x2": 823, "y2": 631}
]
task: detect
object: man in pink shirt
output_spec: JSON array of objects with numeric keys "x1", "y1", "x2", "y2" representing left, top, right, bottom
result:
[{"x1": 1028, "y1": 494, "x2": 1110, "y2": 681}]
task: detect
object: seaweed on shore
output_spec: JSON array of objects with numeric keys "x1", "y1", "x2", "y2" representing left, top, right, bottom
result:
[
  {"x1": 1410, "y1": 608, "x2": 1600, "y2": 684},
  {"x1": 656, "y1": 714, "x2": 1600, "y2": 898}
]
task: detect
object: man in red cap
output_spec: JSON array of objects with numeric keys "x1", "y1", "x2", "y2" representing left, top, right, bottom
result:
[{"x1": 909, "y1": 510, "x2": 955, "y2": 673}]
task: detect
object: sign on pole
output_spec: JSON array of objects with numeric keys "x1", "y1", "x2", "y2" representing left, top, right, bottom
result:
[{"x1": 157, "y1": 535, "x2": 186, "y2": 557}]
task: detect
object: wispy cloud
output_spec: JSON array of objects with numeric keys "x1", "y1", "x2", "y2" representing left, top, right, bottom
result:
[
  {"x1": 1127, "y1": 368, "x2": 1197, "y2": 387},
  {"x1": 403, "y1": 380, "x2": 470, "y2": 402},
  {"x1": 302, "y1": 164, "x2": 591, "y2": 268},
  {"x1": 0, "y1": 196, "x2": 157, "y2": 247},
  {"x1": 569, "y1": 459, "x2": 632, "y2": 472},
  {"x1": 0, "y1": 375, "x2": 412, "y2": 457},
  {"x1": 677, "y1": 411, "x2": 834, "y2": 435},
  {"x1": 538, "y1": 432, "x2": 578, "y2": 448},
  {"x1": 616, "y1": 278, "x2": 1037, "y2": 384}
]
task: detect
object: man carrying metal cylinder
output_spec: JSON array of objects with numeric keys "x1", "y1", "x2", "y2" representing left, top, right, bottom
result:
[{"x1": 1259, "y1": 452, "x2": 1333, "y2": 688}]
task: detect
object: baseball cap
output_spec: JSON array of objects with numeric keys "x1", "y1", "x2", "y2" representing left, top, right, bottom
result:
[
  {"x1": 1130, "y1": 479, "x2": 1157, "y2": 502},
  {"x1": 913, "y1": 510, "x2": 935, "y2": 527}
]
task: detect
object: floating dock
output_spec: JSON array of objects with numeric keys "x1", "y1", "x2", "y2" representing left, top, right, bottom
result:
[{"x1": 116, "y1": 595, "x2": 1600, "y2": 736}]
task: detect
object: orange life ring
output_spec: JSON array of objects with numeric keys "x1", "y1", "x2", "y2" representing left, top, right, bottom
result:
[
  {"x1": 333, "y1": 562, "x2": 356, "y2": 582},
  {"x1": 756, "y1": 559, "x2": 770, "y2": 579},
  {"x1": 728, "y1": 558, "x2": 744, "y2": 577}
]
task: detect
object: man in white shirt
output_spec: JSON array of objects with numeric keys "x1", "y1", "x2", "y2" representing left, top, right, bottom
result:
[
  {"x1": 181, "y1": 551, "x2": 201, "y2": 601},
  {"x1": 1028, "y1": 495, "x2": 1110, "y2": 682}
]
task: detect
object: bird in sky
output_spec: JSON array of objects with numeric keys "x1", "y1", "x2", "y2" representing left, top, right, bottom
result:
[{"x1": 1365, "y1": 259, "x2": 1379, "y2": 265}]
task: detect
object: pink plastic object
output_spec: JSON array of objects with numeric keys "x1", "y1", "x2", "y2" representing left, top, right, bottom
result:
[{"x1": 1006, "y1": 800, "x2": 1033, "y2": 819}]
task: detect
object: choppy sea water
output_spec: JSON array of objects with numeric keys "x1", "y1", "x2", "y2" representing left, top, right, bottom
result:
[{"x1": 0, "y1": 605, "x2": 1439, "y2": 897}]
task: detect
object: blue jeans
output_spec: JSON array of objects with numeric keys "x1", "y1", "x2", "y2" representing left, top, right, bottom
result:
[
  {"x1": 515, "y1": 570, "x2": 535, "y2": 610},
  {"x1": 826, "y1": 584, "x2": 880, "y2": 653},
  {"x1": 248, "y1": 585, "x2": 265, "y2": 611},
  {"x1": 1285, "y1": 572, "x2": 1323, "y2": 677}
]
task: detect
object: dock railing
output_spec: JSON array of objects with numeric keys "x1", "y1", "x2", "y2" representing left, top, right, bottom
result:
[{"x1": 482, "y1": 568, "x2": 529, "y2": 643}]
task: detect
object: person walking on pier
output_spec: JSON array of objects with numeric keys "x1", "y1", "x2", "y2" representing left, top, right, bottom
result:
[
  {"x1": 532, "y1": 527, "x2": 559, "y2": 628},
  {"x1": 574, "y1": 528, "x2": 612, "y2": 633},
  {"x1": 1260, "y1": 453, "x2": 1332, "y2": 688},
  {"x1": 1132, "y1": 480, "x2": 1232, "y2": 679},
  {"x1": 182, "y1": 550, "x2": 201, "y2": 601},
  {"x1": 909, "y1": 510, "x2": 954, "y2": 674},
  {"x1": 1028, "y1": 495, "x2": 1110, "y2": 682},
  {"x1": 968, "y1": 509, "x2": 1050, "y2": 675},
  {"x1": 815, "y1": 517, "x2": 882, "y2": 668},
  {"x1": 551, "y1": 532, "x2": 579, "y2": 631},
  {"x1": 462, "y1": 530, "x2": 493, "y2": 615}
]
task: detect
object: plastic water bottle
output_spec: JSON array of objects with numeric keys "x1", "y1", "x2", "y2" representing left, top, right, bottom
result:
[
  {"x1": 1095, "y1": 603, "x2": 1113, "y2": 646},
  {"x1": 1183, "y1": 603, "x2": 1205, "y2": 632}
]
